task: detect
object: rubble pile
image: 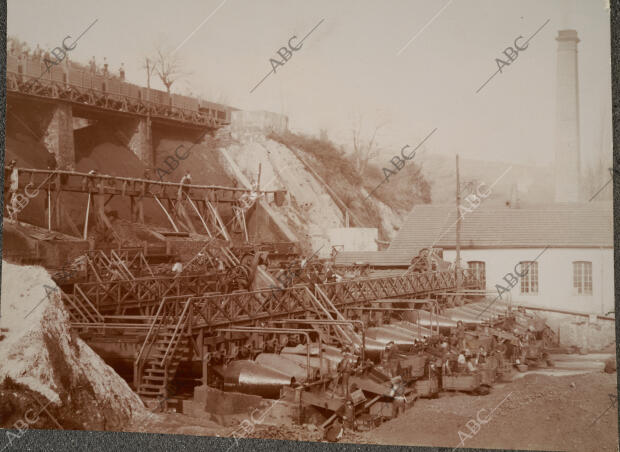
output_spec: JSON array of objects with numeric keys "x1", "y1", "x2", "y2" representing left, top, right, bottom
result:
[{"x1": 0, "y1": 261, "x2": 146, "y2": 430}]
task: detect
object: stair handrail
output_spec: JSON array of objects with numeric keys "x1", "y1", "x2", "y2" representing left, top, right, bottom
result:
[
  {"x1": 74, "y1": 285, "x2": 105, "y2": 322},
  {"x1": 134, "y1": 295, "x2": 172, "y2": 388},
  {"x1": 307, "y1": 286, "x2": 355, "y2": 346},
  {"x1": 62, "y1": 292, "x2": 91, "y2": 324},
  {"x1": 159, "y1": 297, "x2": 192, "y2": 367}
]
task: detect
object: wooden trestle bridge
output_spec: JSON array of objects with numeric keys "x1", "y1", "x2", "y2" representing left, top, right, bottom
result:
[
  {"x1": 7, "y1": 168, "x2": 282, "y2": 240},
  {"x1": 60, "y1": 267, "x2": 481, "y2": 399}
]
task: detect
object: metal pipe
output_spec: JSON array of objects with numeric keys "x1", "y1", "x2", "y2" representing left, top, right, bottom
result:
[
  {"x1": 270, "y1": 318, "x2": 366, "y2": 363},
  {"x1": 218, "y1": 327, "x2": 321, "y2": 381}
]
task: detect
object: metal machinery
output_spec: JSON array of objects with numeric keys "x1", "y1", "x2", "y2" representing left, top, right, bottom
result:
[
  {"x1": 3, "y1": 174, "x2": 553, "y2": 430},
  {"x1": 5, "y1": 185, "x2": 551, "y2": 430},
  {"x1": 33, "y1": 230, "x2": 557, "y2": 433},
  {"x1": 54, "y1": 243, "x2": 538, "y2": 423}
]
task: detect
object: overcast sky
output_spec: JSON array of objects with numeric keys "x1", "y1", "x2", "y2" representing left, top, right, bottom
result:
[{"x1": 7, "y1": 0, "x2": 612, "y2": 168}]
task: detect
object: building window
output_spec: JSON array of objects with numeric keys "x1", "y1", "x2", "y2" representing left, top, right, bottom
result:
[
  {"x1": 573, "y1": 261, "x2": 593, "y2": 295},
  {"x1": 519, "y1": 261, "x2": 538, "y2": 294},
  {"x1": 468, "y1": 261, "x2": 486, "y2": 289}
]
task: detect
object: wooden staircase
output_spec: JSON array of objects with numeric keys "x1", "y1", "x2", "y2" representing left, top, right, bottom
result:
[{"x1": 134, "y1": 297, "x2": 192, "y2": 402}]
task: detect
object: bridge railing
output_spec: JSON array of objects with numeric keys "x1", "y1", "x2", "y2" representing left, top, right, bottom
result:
[
  {"x1": 8, "y1": 168, "x2": 278, "y2": 201},
  {"x1": 7, "y1": 63, "x2": 230, "y2": 127}
]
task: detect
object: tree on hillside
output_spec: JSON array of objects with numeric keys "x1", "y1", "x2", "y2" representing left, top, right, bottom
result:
[
  {"x1": 351, "y1": 114, "x2": 386, "y2": 176},
  {"x1": 149, "y1": 43, "x2": 190, "y2": 94}
]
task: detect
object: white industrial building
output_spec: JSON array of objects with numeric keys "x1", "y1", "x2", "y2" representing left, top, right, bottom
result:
[{"x1": 336, "y1": 29, "x2": 615, "y2": 316}]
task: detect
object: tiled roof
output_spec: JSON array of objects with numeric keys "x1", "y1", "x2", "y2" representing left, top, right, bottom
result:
[{"x1": 335, "y1": 202, "x2": 613, "y2": 267}]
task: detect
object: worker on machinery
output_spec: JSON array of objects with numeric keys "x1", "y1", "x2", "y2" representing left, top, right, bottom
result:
[{"x1": 465, "y1": 356, "x2": 477, "y2": 374}]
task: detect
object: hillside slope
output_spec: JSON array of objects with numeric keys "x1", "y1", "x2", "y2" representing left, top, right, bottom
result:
[{"x1": 5, "y1": 114, "x2": 415, "y2": 249}]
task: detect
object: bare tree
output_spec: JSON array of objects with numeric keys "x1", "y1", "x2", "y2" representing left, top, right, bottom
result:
[
  {"x1": 150, "y1": 44, "x2": 190, "y2": 94},
  {"x1": 351, "y1": 114, "x2": 386, "y2": 175}
]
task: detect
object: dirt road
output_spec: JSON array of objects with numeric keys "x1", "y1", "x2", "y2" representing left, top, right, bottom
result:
[
  {"x1": 127, "y1": 370, "x2": 618, "y2": 451},
  {"x1": 361, "y1": 372, "x2": 618, "y2": 451}
]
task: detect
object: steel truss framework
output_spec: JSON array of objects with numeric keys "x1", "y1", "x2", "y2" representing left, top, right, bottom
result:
[
  {"x1": 70, "y1": 268, "x2": 480, "y2": 398},
  {"x1": 72, "y1": 274, "x2": 217, "y2": 315},
  {"x1": 71, "y1": 268, "x2": 479, "y2": 326}
]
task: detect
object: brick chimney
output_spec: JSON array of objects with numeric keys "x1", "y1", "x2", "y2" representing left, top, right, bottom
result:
[{"x1": 554, "y1": 30, "x2": 581, "y2": 202}]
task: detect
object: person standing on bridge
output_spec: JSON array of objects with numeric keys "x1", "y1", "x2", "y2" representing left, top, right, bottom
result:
[
  {"x1": 47, "y1": 152, "x2": 57, "y2": 171},
  {"x1": 177, "y1": 170, "x2": 192, "y2": 200}
]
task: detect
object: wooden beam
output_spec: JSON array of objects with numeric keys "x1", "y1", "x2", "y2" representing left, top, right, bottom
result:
[
  {"x1": 184, "y1": 192, "x2": 213, "y2": 237},
  {"x1": 154, "y1": 194, "x2": 179, "y2": 232},
  {"x1": 83, "y1": 193, "x2": 91, "y2": 240}
]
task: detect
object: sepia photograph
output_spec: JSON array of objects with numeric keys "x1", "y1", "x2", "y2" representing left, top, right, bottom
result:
[{"x1": 0, "y1": 0, "x2": 617, "y2": 451}]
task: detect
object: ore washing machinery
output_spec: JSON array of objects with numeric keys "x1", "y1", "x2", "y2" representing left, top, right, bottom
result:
[
  {"x1": 54, "y1": 245, "x2": 521, "y2": 430},
  {"x1": 3, "y1": 165, "x2": 543, "y2": 430}
]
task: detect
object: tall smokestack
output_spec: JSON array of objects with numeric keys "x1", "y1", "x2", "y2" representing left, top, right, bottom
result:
[{"x1": 554, "y1": 29, "x2": 581, "y2": 203}]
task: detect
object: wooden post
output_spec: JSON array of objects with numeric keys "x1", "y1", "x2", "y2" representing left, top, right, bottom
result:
[
  {"x1": 456, "y1": 154, "x2": 462, "y2": 292},
  {"x1": 55, "y1": 190, "x2": 62, "y2": 231},
  {"x1": 46, "y1": 190, "x2": 51, "y2": 230},
  {"x1": 138, "y1": 196, "x2": 144, "y2": 224},
  {"x1": 257, "y1": 163, "x2": 262, "y2": 191},
  {"x1": 83, "y1": 193, "x2": 91, "y2": 240},
  {"x1": 199, "y1": 330, "x2": 208, "y2": 386}
]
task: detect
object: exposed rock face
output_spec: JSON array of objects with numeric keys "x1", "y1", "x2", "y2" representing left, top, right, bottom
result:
[{"x1": 0, "y1": 261, "x2": 146, "y2": 431}]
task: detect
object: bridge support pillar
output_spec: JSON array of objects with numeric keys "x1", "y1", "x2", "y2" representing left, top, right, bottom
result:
[
  {"x1": 42, "y1": 103, "x2": 75, "y2": 170},
  {"x1": 128, "y1": 118, "x2": 153, "y2": 168}
]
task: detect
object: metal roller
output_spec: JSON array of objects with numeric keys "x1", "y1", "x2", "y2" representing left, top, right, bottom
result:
[
  {"x1": 392, "y1": 320, "x2": 433, "y2": 337},
  {"x1": 280, "y1": 353, "x2": 334, "y2": 374},
  {"x1": 443, "y1": 308, "x2": 486, "y2": 325},
  {"x1": 281, "y1": 343, "x2": 345, "y2": 366},
  {"x1": 221, "y1": 360, "x2": 294, "y2": 398},
  {"x1": 366, "y1": 326, "x2": 417, "y2": 348},
  {"x1": 456, "y1": 305, "x2": 497, "y2": 321},
  {"x1": 403, "y1": 310, "x2": 458, "y2": 329},
  {"x1": 255, "y1": 353, "x2": 319, "y2": 382},
  {"x1": 358, "y1": 336, "x2": 389, "y2": 362}
]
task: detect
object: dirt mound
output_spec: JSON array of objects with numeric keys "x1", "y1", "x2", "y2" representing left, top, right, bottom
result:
[
  {"x1": 76, "y1": 142, "x2": 146, "y2": 179},
  {"x1": 0, "y1": 261, "x2": 146, "y2": 431},
  {"x1": 5, "y1": 105, "x2": 53, "y2": 169}
]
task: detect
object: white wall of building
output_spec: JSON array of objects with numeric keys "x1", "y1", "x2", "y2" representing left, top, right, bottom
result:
[{"x1": 443, "y1": 247, "x2": 614, "y2": 314}]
